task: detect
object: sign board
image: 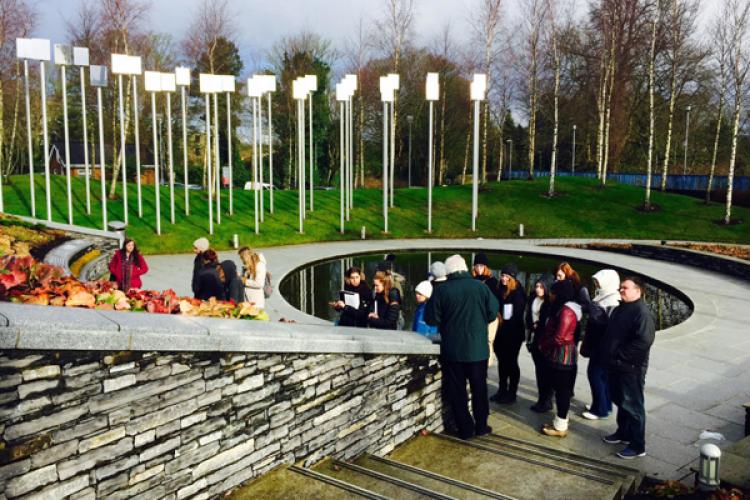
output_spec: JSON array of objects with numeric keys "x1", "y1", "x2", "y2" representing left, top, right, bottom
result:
[{"x1": 90, "y1": 65, "x2": 108, "y2": 87}]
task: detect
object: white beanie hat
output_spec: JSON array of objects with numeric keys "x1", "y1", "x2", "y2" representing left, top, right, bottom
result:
[
  {"x1": 193, "y1": 237, "x2": 210, "y2": 252},
  {"x1": 415, "y1": 280, "x2": 433, "y2": 299},
  {"x1": 444, "y1": 254, "x2": 468, "y2": 275},
  {"x1": 429, "y1": 261, "x2": 447, "y2": 281}
]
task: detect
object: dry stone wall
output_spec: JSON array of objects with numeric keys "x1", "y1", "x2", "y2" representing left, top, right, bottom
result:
[{"x1": 0, "y1": 350, "x2": 442, "y2": 498}]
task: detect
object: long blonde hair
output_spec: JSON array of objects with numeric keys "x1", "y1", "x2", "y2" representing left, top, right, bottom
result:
[
  {"x1": 373, "y1": 270, "x2": 394, "y2": 303},
  {"x1": 239, "y1": 247, "x2": 260, "y2": 279}
]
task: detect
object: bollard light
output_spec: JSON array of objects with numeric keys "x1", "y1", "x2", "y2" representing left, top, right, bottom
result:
[
  {"x1": 697, "y1": 443, "x2": 721, "y2": 491},
  {"x1": 519, "y1": 224, "x2": 524, "y2": 237},
  {"x1": 361, "y1": 226, "x2": 366, "y2": 240}
]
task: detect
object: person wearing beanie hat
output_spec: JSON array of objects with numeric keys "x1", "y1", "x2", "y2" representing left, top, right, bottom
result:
[
  {"x1": 425, "y1": 254, "x2": 499, "y2": 440},
  {"x1": 192, "y1": 237, "x2": 210, "y2": 297},
  {"x1": 490, "y1": 263, "x2": 527, "y2": 405},
  {"x1": 472, "y1": 253, "x2": 501, "y2": 299},
  {"x1": 538, "y1": 278, "x2": 583, "y2": 438},
  {"x1": 412, "y1": 281, "x2": 438, "y2": 339}
]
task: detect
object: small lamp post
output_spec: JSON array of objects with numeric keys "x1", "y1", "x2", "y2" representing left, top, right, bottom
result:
[
  {"x1": 572, "y1": 124, "x2": 577, "y2": 174},
  {"x1": 175, "y1": 66, "x2": 191, "y2": 215},
  {"x1": 697, "y1": 443, "x2": 721, "y2": 491},
  {"x1": 470, "y1": 74, "x2": 487, "y2": 231},
  {"x1": 407, "y1": 115, "x2": 413, "y2": 188},
  {"x1": 15, "y1": 37, "x2": 51, "y2": 219},
  {"x1": 111, "y1": 53, "x2": 143, "y2": 224},
  {"x1": 90, "y1": 65, "x2": 108, "y2": 230},
  {"x1": 426, "y1": 72, "x2": 439, "y2": 233}
]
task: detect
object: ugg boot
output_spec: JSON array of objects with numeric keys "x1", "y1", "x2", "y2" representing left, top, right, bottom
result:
[{"x1": 542, "y1": 416, "x2": 569, "y2": 438}]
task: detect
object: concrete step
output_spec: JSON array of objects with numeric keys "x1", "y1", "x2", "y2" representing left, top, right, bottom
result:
[
  {"x1": 387, "y1": 434, "x2": 624, "y2": 500},
  {"x1": 312, "y1": 457, "x2": 435, "y2": 499},
  {"x1": 228, "y1": 464, "x2": 365, "y2": 499}
]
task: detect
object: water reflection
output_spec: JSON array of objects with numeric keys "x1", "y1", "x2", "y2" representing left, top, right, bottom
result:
[{"x1": 280, "y1": 250, "x2": 692, "y2": 331}]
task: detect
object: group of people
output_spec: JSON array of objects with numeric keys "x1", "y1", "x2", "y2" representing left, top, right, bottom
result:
[
  {"x1": 335, "y1": 252, "x2": 656, "y2": 460},
  {"x1": 107, "y1": 237, "x2": 268, "y2": 309}
]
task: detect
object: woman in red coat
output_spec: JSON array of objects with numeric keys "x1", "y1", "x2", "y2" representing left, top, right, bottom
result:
[
  {"x1": 539, "y1": 279, "x2": 581, "y2": 438},
  {"x1": 108, "y1": 238, "x2": 149, "y2": 291}
]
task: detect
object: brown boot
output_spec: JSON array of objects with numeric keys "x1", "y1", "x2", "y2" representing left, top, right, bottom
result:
[{"x1": 541, "y1": 416, "x2": 569, "y2": 438}]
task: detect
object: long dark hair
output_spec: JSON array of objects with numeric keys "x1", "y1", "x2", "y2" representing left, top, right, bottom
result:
[{"x1": 121, "y1": 238, "x2": 140, "y2": 262}]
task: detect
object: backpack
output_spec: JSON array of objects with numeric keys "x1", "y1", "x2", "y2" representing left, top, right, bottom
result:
[{"x1": 263, "y1": 271, "x2": 274, "y2": 298}]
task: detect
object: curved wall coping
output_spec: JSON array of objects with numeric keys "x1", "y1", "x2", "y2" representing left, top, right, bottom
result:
[{"x1": 0, "y1": 301, "x2": 439, "y2": 355}]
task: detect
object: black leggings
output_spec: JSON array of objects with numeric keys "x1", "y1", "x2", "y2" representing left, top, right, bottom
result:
[
  {"x1": 549, "y1": 367, "x2": 575, "y2": 419},
  {"x1": 494, "y1": 333, "x2": 524, "y2": 396}
]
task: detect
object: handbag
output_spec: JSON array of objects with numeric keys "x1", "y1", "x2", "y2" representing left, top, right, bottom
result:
[{"x1": 263, "y1": 271, "x2": 274, "y2": 298}]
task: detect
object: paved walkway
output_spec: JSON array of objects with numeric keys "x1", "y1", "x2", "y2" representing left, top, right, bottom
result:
[{"x1": 142, "y1": 239, "x2": 750, "y2": 481}]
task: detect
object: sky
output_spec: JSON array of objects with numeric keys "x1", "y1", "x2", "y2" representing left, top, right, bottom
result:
[{"x1": 33, "y1": 0, "x2": 713, "y2": 75}]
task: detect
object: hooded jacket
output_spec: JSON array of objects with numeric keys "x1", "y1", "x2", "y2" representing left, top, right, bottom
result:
[
  {"x1": 602, "y1": 298, "x2": 655, "y2": 373},
  {"x1": 581, "y1": 269, "x2": 621, "y2": 359},
  {"x1": 425, "y1": 271, "x2": 499, "y2": 362},
  {"x1": 220, "y1": 260, "x2": 244, "y2": 304}
]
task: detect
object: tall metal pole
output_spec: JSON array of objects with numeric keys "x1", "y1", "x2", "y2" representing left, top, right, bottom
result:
[
  {"x1": 213, "y1": 93, "x2": 220, "y2": 224},
  {"x1": 389, "y1": 101, "x2": 395, "y2": 207},
  {"x1": 344, "y1": 97, "x2": 350, "y2": 222},
  {"x1": 340, "y1": 101, "x2": 345, "y2": 234},
  {"x1": 683, "y1": 105, "x2": 691, "y2": 176},
  {"x1": 472, "y1": 99, "x2": 479, "y2": 231},
  {"x1": 80, "y1": 66, "x2": 91, "y2": 214},
  {"x1": 166, "y1": 92, "x2": 175, "y2": 224},
  {"x1": 297, "y1": 99, "x2": 304, "y2": 233},
  {"x1": 23, "y1": 60, "x2": 35, "y2": 218},
  {"x1": 348, "y1": 94, "x2": 353, "y2": 211},
  {"x1": 226, "y1": 92, "x2": 234, "y2": 216},
  {"x1": 253, "y1": 96, "x2": 259, "y2": 234},
  {"x1": 205, "y1": 94, "x2": 213, "y2": 235},
  {"x1": 133, "y1": 77, "x2": 142, "y2": 217},
  {"x1": 150, "y1": 92, "x2": 161, "y2": 235},
  {"x1": 181, "y1": 85, "x2": 189, "y2": 215},
  {"x1": 117, "y1": 74, "x2": 128, "y2": 224},
  {"x1": 308, "y1": 93, "x2": 314, "y2": 211},
  {"x1": 571, "y1": 125, "x2": 576, "y2": 174},
  {"x1": 97, "y1": 87, "x2": 107, "y2": 230},
  {"x1": 428, "y1": 103, "x2": 433, "y2": 233},
  {"x1": 268, "y1": 93, "x2": 274, "y2": 214},
  {"x1": 259, "y1": 92, "x2": 264, "y2": 222},
  {"x1": 383, "y1": 101, "x2": 389, "y2": 233},
  {"x1": 41, "y1": 62, "x2": 51, "y2": 221},
  {"x1": 61, "y1": 65, "x2": 73, "y2": 225}
]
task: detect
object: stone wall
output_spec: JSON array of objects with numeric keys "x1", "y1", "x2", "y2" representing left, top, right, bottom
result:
[{"x1": 0, "y1": 350, "x2": 442, "y2": 498}]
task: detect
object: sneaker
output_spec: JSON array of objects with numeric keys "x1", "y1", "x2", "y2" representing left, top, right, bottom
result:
[
  {"x1": 584, "y1": 404, "x2": 591, "y2": 411},
  {"x1": 602, "y1": 433, "x2": 629, "y2": 445},
  {"x1": 475, "y1": 425, "x2": 493, "y2": 437},
  {"x1": 582, "y1": 411, "x2": 608, "y2": 420},
  {"x1": 541, "y1": 424, "x2": 568, "y2": 438},
  {"x1": 530, "y1": 402, "x2": 553, "y2": 413},
  {"x1": 617, "y1": 447, "x2": 646, "y2": 459}
]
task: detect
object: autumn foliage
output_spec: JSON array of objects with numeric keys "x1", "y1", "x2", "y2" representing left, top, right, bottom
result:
[{"x1": 0, "y1": 255, "x2": 268, "y2": 320}]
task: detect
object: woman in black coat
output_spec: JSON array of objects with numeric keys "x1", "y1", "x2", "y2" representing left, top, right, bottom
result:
[
  {"x1": 491, "y1": 263, "x2": 527, "y2": 404},
  {"x1": 367, "y1": 271, "x2": 402, "y2": 330},
  {"x1": 195, "y1": 250, "x2": 227, "y2": 301},
  {"x1": 334, "y1": 266, "x2": 372, "y2": 327},
  {"x1": 220, "y1": 260, "x2": 244, "y2": 304},
  {"x1": 526, "y1": 277, "x2": 553, "y2": 412}
]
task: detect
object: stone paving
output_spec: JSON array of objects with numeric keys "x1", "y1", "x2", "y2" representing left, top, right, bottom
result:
[{"x1": 142, "y1": 238, "x2": 750, "y2": 481}]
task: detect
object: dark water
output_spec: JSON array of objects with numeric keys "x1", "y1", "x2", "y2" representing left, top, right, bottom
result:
[{"x1": 279, "y1": 250, "x2": 692, "y2": 331}]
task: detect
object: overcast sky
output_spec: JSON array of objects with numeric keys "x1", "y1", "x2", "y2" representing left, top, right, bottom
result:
[{"x1": 35, "y1": 0, "x2": 712, "y2": 74}]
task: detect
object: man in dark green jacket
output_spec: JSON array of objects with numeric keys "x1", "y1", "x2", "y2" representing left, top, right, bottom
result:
[{"x1": 425, "y1": 254, "x2": 499, "y2": 439}]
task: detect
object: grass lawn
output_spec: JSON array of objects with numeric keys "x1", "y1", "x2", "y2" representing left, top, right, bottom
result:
[{"x1": 1, "y1": 173, "x2": 748, "y2": 255}]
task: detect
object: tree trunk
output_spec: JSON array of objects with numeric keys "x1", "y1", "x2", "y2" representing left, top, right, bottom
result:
[
  {"x1": 645, "y1": 5, "x2": 658, "y2": 209},
  {"x1": 601, "y1": 52, "x2": 615, "y2": 187},
  {"x1": 706, "y1": 89, "x2": 724, "y2": 203},
  {"x1": 596, "y1": 57, "x2": 607, "y2": 179},
  {"x1": 438, "y1": 86, "x2": 447, "y2": 185},
  {"x1": 549, "y1": 38, "x2": 560, "y2": 197},
  {"x1": 461, "y1": 101, "x2": 472, "y2": 184},
  {"x1": 661, "y1": 0, "x2": 680, "y2": 192},
  {"x1": 725, "y1": 96, "x2": 740, "y2": 224},
  {"x1": 527, "y1": 77, "x2": 537, "y2": 179}
]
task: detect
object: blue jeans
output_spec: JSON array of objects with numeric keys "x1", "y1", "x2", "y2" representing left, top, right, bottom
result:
[
  {"x1": 608, "y1": 369, "x2": 647, "y2": 453},
  {"x1": 587, "y1": 359, "x2": 611, "y2": 416}
]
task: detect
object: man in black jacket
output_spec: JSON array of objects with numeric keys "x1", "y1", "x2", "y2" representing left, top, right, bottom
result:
[{"x1": 601, "y1": 276, "x2": 655, "y2": 459}]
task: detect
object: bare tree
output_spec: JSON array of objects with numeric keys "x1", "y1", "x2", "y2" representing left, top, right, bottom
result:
[
  {"x1": 546, "y1": 0, "x2": 562, "y2": 196},
  {"x1": 644, "y1": 0, "x2": 661, "y2": 209},
  {"x1": 470, "y1": 0, "x2": 503, "y2": 184},
  {"x1": 706, "y1": 9, "x2": 729, "y2": 203},
  {"x1": 182, "y1": 0, "x2": 236, "y2": 74},
  {"x1": 345, "y1": 18, "x2": 369, "y2": 187},
  {"x1": 374, "y1": 0, "x2": 414, "y2": 186},
  {"x1": 522, "y1": 0, "x2": 545, "y2": 179},
  {"x1": 724, "y1": 0, "x2": 750, "y2": 224},
  {"x1": 436, "y1": 23, "x2": 453, "y2": 186},
  {"x1": 0, "y1": 0, "x2": 35, "y2": 178}
]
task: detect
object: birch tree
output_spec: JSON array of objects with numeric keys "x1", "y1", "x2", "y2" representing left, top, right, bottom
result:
[
  {"x1": 522, "y1": 0, "x2": 545, "y2": 179},
  {"x1": 345, "y1": 19, "x2": 369, "y2": 187},
  {"x1": 644, "y1": 0, "x2": 661, "y2": 209},
  {"x1": 546, "y1": 0, "x2": 562, "y2": 196},
  {"x1": 706, "y1": 10, "x2": 729, "y2": 204},
  {"x1": 470, "y1": 0, "x2": 503, "y2": 185},
  {"x1": 723, "y1": 0, "x2": 750, "y2": 224}
]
